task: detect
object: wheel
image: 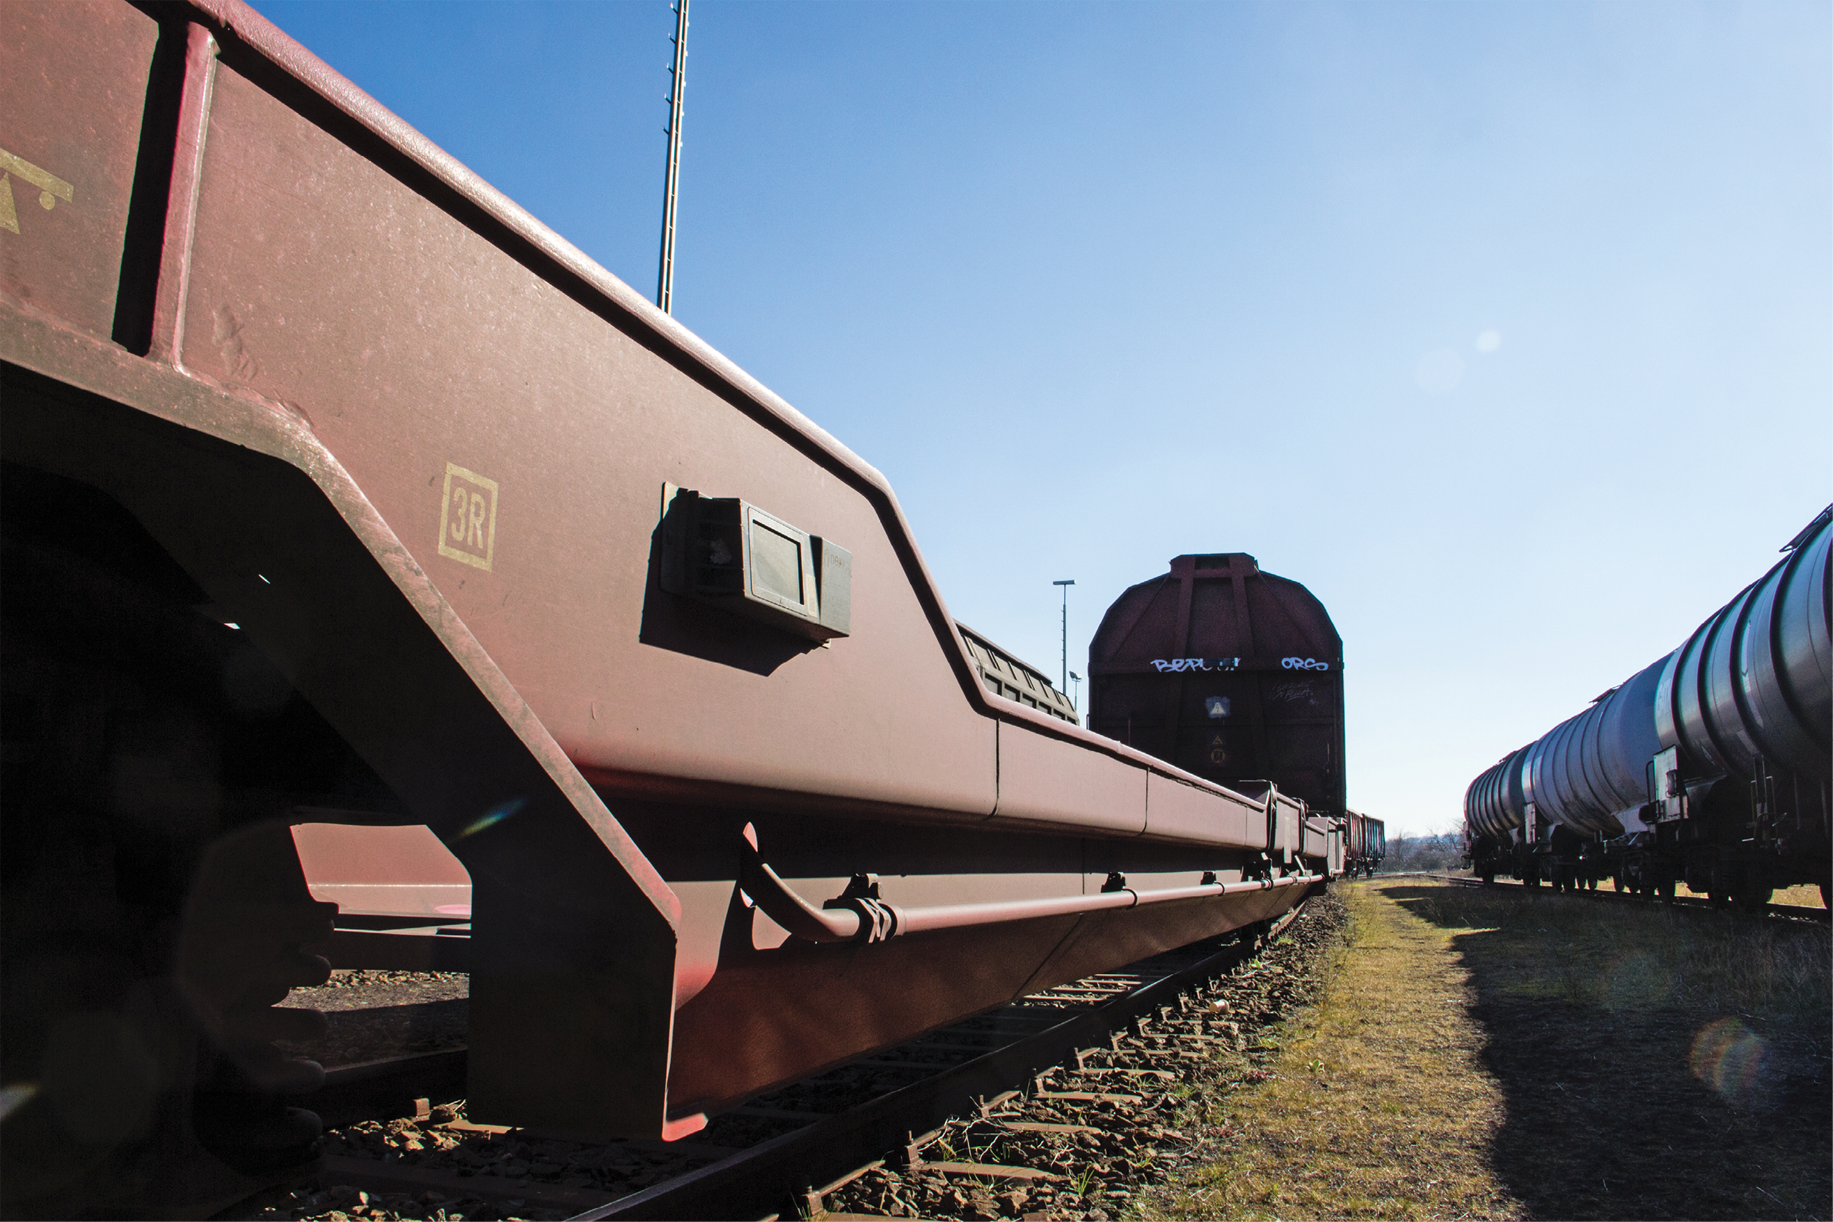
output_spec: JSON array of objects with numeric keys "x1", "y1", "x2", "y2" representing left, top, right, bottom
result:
[
  {"x1": 1612, "y1": 873, "x2": 1624, "y2": 893},
  {"x1": 1524, "y1": 874, "x2": 1540, "y2": 889},
  {"x1": 0, "y1": 522, "x2": 350, "y2": 1213},
  {"x1": 1735, "y1": 879, "x2": 1773, "y2": 916},
  {"x1": 1481, "y1": 872, "x2": 1495, "y2": 886},
  {"x1": 1585, "y1": 875, "x2": 1597, "y2": 891},
  {"x1": 1655, "y1": 875, "x2": 1675, "y2": 903}
]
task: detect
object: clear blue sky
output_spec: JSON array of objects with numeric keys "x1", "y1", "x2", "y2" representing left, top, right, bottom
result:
[{"x1": 257, "y1": 0, "x2": 1830, "y2": 837}]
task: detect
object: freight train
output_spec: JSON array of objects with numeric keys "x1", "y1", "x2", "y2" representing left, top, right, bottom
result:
[
  {"x1": 0, "y1": 3, "x2": 1366, "y2": 1216},
  {"x1": 1464, "y1": 507, "x2": 1832, "y2": 911}
]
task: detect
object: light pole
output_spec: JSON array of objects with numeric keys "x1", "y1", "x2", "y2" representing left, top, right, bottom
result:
[
  {"x1": 1069, "y1": 671, "x2": 1082, "y2": 720},
  {"x1": 1053, "y1": 579, "x2": 1075, "y2": 697}
]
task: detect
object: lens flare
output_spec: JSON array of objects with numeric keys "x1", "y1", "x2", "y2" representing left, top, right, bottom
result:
[
  {"x1": 1689, "y1": 1017, "x2": 1768, "y2": 1100},
  {"x1": 456, "y1": 796, "x2": 527, "y2": 840},
  {"x1": 0, "y1": 1083, "x2": 38, "y2": 1122}
]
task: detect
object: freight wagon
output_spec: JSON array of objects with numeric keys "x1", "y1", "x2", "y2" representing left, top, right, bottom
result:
[
  {"x1": 0, "y1": 3, "x2": 1351, "y2": 1215},
  {"x1": 1086, "y1": 550, "x2": 1365, "y2": 872},
  {"x1": 1343, "y1": 810, "x2": 1385, "y2": 877}
]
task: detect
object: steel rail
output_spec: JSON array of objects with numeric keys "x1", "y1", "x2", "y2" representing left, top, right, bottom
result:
[
  {"x1": 305, "y1": 1047, "x2": 468, "y2": 1131},
  {"x1": 276, "y1": 894, "x2": 1317, "y2": 1219}
]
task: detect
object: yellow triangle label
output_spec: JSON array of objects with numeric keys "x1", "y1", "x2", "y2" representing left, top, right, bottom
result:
[{"x1": 0, "y1": 174, "x2": 18, "y2": 234}]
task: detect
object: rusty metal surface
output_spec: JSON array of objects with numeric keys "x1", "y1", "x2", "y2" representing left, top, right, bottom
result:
[
  {"x1": 9, "y1": 0, "x2": 1283, "y2": 844},
  {"x1": 148, "y1": 19, "x2": 219, "y2": 366}
]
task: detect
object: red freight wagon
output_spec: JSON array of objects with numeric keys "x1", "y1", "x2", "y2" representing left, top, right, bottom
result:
[
  {"x1": 1087, "y1": 552, "x2": 1347, "y2": 820},
  {"x1": 1, "y1": 3, "x2": 1340, "y2": 1212}
]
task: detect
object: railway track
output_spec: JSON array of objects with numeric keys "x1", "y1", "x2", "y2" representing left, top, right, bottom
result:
[
  {"x1": 238, "y1": 894, "x2": 1332, "y2": 1221},
  {"x1": 1434, "y1": 873, "x2": 1831, "y2": 924}
]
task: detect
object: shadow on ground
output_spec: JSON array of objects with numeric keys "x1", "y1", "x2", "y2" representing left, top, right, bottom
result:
[{"x1": 1382, "y1": 883, "x2": 1831, "y2": 1222}]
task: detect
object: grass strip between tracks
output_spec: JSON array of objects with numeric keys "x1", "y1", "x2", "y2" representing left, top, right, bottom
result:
[
  {"x1": 1140, "y1": 879, "x2": 1517, "y2": 1220},
  {"x1": 1142, "y1": 878, "x2": 1833, "y2": 1222}
]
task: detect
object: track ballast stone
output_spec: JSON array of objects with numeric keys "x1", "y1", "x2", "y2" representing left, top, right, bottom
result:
[
  {"x1": 237, "y1": 893, "x2": 1348, "y2": 1222},
  {"x1": 823, "y1": 888, "x2": 1350, "y2": 1221}
]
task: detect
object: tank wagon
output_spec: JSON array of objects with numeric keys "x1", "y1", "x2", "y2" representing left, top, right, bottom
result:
[
  {"x1": 1464, "y1": 507, "x2": 1831, "y2": 910},
  {"x1": 0, "y1": 3, "x2": 1346, "y2": 1214}
]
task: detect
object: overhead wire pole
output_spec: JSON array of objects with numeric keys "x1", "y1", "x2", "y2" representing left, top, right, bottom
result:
[
  {"x1": 656, "y1": 0, "x2": 689, "y2": 313},
  {"x1": 1053, "y1": 579, "x2": 1075, "y2": 698}
]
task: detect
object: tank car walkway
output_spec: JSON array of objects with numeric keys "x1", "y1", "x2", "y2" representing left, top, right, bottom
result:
[{"x1": 1143, "y1": 878, "x2": 1832, "y2": 1222}]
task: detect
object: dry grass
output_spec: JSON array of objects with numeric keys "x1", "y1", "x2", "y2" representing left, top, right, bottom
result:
[
  {"x1": 1404, "y1": 884, "x2": 1831, "y2": 1039},
  {"x1": 1138, "y1": 879, "x2": 1832, "y2": 1222},
  {"x1": 1137, "y1": 882, "x2": 1521, "y2": 1220},
  {"x1": 1394, "y1": 880, "x2": 1831, "y2": 1220},
  {"x1": 1677, "y1": 881, "x2": 1827, "y2": 908}
]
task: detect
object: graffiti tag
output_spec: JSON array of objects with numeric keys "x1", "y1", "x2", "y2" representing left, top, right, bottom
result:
[
  {"x1": 1150, "y1": 657, "x2": 1241, "y2": 673},
  {"x1": 1270, "y1": 680, "x2": 1317, "y2": 705}
]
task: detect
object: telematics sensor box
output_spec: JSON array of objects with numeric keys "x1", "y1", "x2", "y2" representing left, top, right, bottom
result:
[{"x1": 659, "y1": 483, "x2": 850, "y2": 641}]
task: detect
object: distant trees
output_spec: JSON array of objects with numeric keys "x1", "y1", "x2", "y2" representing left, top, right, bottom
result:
[{"x1": 1377, "y1": 833, "x2": 1467, "y2": 874}]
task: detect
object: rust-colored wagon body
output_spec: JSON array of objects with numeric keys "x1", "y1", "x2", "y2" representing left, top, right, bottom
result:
[
  {"x1": 1343, "y1": 810, "x2": 1385, "y2": 876},
  {"x1": 1086, "y1": 552, "x2": 1347, "y2": 819},
  {"x1": 1, "y1": 3, "x2": 1339, "y2": 1212}
]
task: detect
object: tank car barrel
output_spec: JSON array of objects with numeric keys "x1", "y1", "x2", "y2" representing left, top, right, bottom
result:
[{"x1": 1464, "y1": 508, "x2": 1832, "y2": 900}]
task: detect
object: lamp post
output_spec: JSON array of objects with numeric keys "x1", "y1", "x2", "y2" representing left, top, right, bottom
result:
[
  {"x1": 1069, "y1": 671, "x2": 1082, "y2": 720},
  {"x1": 1053, "y1": 579, "x2": 1075, "y2": 697}
]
